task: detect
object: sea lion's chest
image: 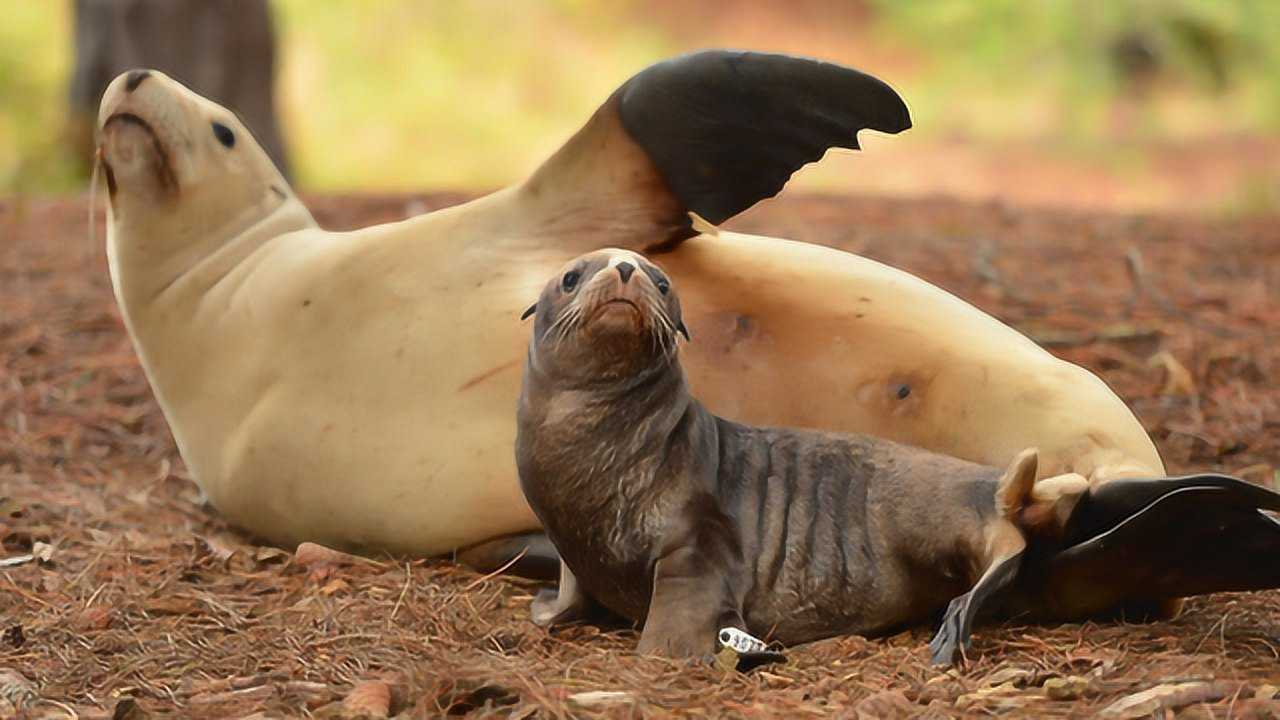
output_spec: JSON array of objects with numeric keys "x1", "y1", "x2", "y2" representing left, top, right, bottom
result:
[
  {"x1": 531, "y1": 461, "x2": 673, "y2": 619},
  {"x1": 518, "y1": 401, "x2": 688, "y2": 620}
]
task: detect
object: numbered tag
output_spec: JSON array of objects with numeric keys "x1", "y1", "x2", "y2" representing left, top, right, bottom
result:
[{"x1": 718, "y1": 627, "x2": 768, "y2": 655}]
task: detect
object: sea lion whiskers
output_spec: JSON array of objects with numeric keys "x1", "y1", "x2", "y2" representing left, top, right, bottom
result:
[
  {"x1": 89, "y1": 148, "x2": 103, "y2": 253},
  {"x1": 546, "y1": 302, "x2": 583, "y2": 348},
  {"x1": 545, "y1": 262, "x2": 680, "y2": 357},
  {"x1": 640, "y1": 292, "x2": 680, "y2": 358}
]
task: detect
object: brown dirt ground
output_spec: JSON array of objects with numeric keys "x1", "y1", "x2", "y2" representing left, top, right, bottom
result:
[{"x1": 1, "y1": 192, "x2": 1278, "y2": 718}]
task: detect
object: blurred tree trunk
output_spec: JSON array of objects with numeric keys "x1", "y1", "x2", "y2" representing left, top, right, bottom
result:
[{"x1": 68, "y1": 0, "x2": 291, "y2": 179}]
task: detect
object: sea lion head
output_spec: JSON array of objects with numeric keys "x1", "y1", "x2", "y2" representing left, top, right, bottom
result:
[
  {"x1": 524, "y1": 248, "x2": 689, "y2": 382},
  {"x1": 95, "y1": 68, "x2": 291, "y2": 237}
]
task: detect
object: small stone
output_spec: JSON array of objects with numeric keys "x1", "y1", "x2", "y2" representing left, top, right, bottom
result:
[
  {"x1": 295, "y1": 542, "x2": 355, "y2": 567},
  {"x1": 567, "y1": 691, "x2": 635, "y2": 709},
  {"x1": 1258, "y1": 685, "x2": 1279, "y2": 701},
  {"x1": 1045, "y1": 676, "x2": 1090, "y2": 701}
]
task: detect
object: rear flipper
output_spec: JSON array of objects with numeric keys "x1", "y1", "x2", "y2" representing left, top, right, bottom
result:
[
  {"x1": 929, "y1": 448, "x2": 1041, "y2": 666},
  {"x1": 1037, "y1": 474, "x2": 1280, "y2": 617},
  {"x1": 932, "y1": 464, "x2": 1280, "y2": 665},
  {"x1": 928, "y1": 539, "x2": 1025, "y2": 666}
]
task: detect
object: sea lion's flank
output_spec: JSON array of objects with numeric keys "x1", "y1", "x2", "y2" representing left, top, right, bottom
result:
[
  {"x1": 99, "y1": 51, "x2": 1162, "y2": 571},
  {"x1": 515, "y1": 250, "x2": 1280, "y2": 663}
]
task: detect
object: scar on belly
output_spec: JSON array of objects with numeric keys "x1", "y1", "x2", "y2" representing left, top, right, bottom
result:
[{"x1": 458, "y1": 359, "x2": 520, "y2": 391}]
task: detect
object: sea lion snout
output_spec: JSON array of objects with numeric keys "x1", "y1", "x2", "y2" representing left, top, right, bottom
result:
[
  {"x1": 616, "y1": 261, "x2": 636, "y2": 283},
  {"x1": 523, "y1": 249, "x2": 687, "y2": 380},
  {"x1": 574, "y1": 253, "x2": 677, "y2": 353},
  {"x1": 583, "y1": 262, "x2": 653, "y2": 328},
  {"x1": 97, "y1": 70, "x2": 190, "y2": 201},
  {"x1": 99, "y1": 111, "x2": 178, "y2": 200},
  {"x1": 95, "y1": 68, "x2": 289, "y2": 227}
]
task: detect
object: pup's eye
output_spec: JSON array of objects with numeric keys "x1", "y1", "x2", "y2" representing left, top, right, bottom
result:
[
  {"x1": 211, "y1": 122, "x2": 235, "y2": 148},
  {"x1": 562, "y1": 270, "x2": 580, "y2": 292},
  {"x1": 655, "y1": 277, "x2": 670, "y2": 295}
]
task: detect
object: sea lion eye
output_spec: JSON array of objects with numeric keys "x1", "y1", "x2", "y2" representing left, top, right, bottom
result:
[
  {"x1": 562, "y1": 270, "x2": 580, "y2": 292},
  {"x1": 211, "y1": 122, "x2": 235, "y2": 148},
  {"x1": 656, "y1": 277, "x2": 670, "y2": 295}
]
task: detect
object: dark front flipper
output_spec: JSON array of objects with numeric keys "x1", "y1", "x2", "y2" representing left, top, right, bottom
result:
[
  {"x1": 455, "y1": 531, "x2": 560, "y2": 581},
  {"x1": 1041, "y1": 475, "x2": 1280, "y2": 617},
  {"x1": 618, "y1": 51, "x2": 912, "y2": 231},
  {"x1": 637, "y1": 544, "x2": 745, "y2": 659},
  {"x1": 523, "y1": 50, "x2": 910, "y2": 253},
  {"x1": 929, "y1": 528, "x2": 1027, "y2": 666}
]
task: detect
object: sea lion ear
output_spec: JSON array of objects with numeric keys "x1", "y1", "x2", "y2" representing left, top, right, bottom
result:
[
  {"x1": 676, "y1": 320, "x2": 691, "y2": 342},
  {"x1": 521, "y1": 302, "x2": 538, "y2": 321}
]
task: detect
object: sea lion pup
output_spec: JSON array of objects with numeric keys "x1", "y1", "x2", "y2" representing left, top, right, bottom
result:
[
  {"x1": 516, "y1": 249, "x2": 1280, "y2": 665},
  {"x1": 98, "y1": 51, "x2": 1164, "y2": 574}
]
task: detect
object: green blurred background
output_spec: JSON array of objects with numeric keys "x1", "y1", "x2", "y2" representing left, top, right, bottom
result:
[{"x1": 3, "y1": 0, "x2": 1278, "y2": 213}]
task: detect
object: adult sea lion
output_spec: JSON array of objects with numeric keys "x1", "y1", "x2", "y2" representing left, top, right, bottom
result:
[
  {"x1": 97, "y1": 51, "x2": 1162, "y2": 567},
  {"x1": 515, "y1": 249, "x2": 1280, "y2": 664}
]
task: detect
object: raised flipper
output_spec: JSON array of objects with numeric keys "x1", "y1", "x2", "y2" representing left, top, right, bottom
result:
[
  {"x1": 1050, "y1": 475, "x2": 1280, "y2": 608},
  {"x1": 522, "y1": 50, "x2": 911, "y2": 253}
]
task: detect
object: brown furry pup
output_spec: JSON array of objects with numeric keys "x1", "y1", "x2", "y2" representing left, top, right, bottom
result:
[{"x1": 516, "y1": 248, "x2": 1280, "y2": 665}]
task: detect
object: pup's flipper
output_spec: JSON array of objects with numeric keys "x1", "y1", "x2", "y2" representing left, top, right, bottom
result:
[
  {"x1": 1041, "y1": 474, "x2": 1280, "y2": 617},
  {"x1": 531, "y1": 559, "x2": 594, "y2": 627},
  {"x1": 929, "y1": 543, "x2": 1025, "y2": 666},
  {"x1": 930, "y1": 449, "x2": 1038, "y2": 666},
  {"x1": 523, "y1": 50, "x2": 910, "y2": 254},
  {"x1": 455, "y1": 531, "x2": 560, "y2": 581}
]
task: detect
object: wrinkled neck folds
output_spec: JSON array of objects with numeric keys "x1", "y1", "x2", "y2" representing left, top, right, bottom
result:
[{"x1": 106, "y1": 190, "x2": 309, "y2": 311}]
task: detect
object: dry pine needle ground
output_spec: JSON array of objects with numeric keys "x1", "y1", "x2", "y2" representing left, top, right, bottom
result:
[{"x1": 1, "y1": 193, "x2": 1278, "y2": 718}]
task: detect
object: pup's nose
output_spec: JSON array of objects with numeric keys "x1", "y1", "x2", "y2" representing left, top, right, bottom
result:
[
  {"x1": 616, "y1": 261, "x2": 635, "y2": 284},
  {"x1": 125, "y1": 70, "x2": 151, "y2": 92}
]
